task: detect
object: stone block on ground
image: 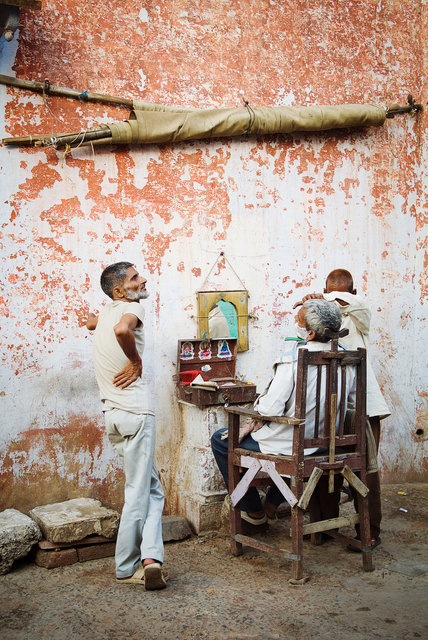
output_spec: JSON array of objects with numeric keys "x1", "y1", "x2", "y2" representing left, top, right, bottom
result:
[
  {"x1": 33, "y1": 536, "x2": 116, "y2": 568},
  {"x1": 38, "y1": 534, "x2": 115, "y2": 550},
  {"x1": 29, "y1": 498, "x2": 120, "y2": 544},
  {"x1": 34, "y1": 547, "x2": 78, "y2": 569},
  {"x1": 77, "y1": 542, "x2": 116, "y2": 562},
  {"x1": 162, "y1": 515, "x2": 192, "y2": 542},
  {"x1": 0, "y1": 509, "x2": 42, "y2": 574}
]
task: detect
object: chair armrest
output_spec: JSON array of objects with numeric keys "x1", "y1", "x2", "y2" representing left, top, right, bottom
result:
[{"x1": 225, "y1": 405, "x2": 302, "y2": 425}]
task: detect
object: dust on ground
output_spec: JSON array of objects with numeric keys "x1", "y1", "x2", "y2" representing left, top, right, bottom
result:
[{"x1": 0, "y1": 483, "x2": 427, "y2": 640}]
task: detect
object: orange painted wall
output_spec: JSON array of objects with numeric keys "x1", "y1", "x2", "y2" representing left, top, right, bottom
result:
[{"x1": 0, "y1": 1, "x2": 426, "y2": 515}]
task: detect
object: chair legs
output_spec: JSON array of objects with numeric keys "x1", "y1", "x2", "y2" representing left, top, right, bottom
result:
[
  {"x1": 357, "y1": 490, "x2": 374, "y2": 571},
  {"x1": 229, "y1": 444, "x2": 244, "y2": 556},
  {"x1": 290, "y1": 505, "x2": 304, "y2": 580},
  {"x1": 290, "y1": 476, "x2": 305, "y2": 580},
  {"x1": 229, "y1": 501, "x2": 243, "y2": 556},
  {"x1": 228, "y1": 463, "x2": 373, "y2": 576}
]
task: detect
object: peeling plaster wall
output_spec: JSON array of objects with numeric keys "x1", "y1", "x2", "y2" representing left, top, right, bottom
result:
[{"x1": 0, "y1": 1, "x2": 426, "y2": 518}]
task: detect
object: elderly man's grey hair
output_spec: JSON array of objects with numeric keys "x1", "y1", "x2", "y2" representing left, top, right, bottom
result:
[
  {"x1": 302, "y1": 299, "x2": 342, "y2": 342},
  {"x1": 100, "y1": 261, "x2": 133, "y2": 299}
]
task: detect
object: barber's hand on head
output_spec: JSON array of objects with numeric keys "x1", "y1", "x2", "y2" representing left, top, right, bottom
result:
[
  {"x1": 292, "y1": 293, "x2": 324, "y2": 309},
  {"x1": 113, "y1": 358, "x2": 142, "y2": 389}
]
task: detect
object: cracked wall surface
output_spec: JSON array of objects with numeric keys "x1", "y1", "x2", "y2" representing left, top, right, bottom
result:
[{"x1": 0, "y1": 0, "x2": 426, "y2": 516}]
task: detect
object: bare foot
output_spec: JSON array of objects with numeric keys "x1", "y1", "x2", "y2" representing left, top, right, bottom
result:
[{"x1": 143, "y1": 558, "x2": 157, "y2": 567}]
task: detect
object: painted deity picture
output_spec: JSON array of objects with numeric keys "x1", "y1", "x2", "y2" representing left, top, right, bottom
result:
[
  {"x1": 217, "y1": 340, "x2": 232, "y2": 359},
  {"x1": 180, "y1": 342, "x2": 194, "y2": 360},
  {"x1": 198, "y1": 340, "x2": 212, "y2": 360}
]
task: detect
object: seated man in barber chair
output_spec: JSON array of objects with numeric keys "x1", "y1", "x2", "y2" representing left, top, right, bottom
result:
[{"x1": 211, "y1": 299, "x2": 356, "y2": 526}]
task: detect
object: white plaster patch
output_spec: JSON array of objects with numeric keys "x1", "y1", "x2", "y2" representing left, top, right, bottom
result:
[
  {"x1": 274, "y1": 88, "x2": 296, "y2": 106},
  {"x1": 139, "y1": 7, "x2": 149, "y2": 22},
  {"x1": 392, "y1": 193, "x2": 406, "y2": 214},
  {"x1": 138, "y1": 70, "x2": 147, "y2": 92}
]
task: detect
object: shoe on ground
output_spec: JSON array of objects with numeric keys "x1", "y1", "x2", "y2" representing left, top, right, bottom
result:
[
  {"x1": 347, "y1": 536, "x2": 381, "y2": 552},
  {"x1": 261, "y1": 496, "x2": 279, "y2": 524},
  {"x1": 240, "y1": 511, "x2": 267, "y2": 525},
  {"x1": 116, "y1": 565, "x2": 145, "y2": 584}
]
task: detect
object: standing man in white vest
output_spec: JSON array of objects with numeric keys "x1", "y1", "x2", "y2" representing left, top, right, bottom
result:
[{"x1": 86, "y1": 261, "x2": 166, "y2": 589}]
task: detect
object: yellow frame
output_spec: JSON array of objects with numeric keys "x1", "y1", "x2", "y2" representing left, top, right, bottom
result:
[{"x1": 197, "y1": 290, "x2": 249, "y2": 352}]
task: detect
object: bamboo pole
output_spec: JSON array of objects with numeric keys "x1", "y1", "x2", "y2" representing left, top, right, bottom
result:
[
  {"x1": 1, "y1": 133, "x2": 50, "y2": 146},
  {"x1": 386, "y1": 95, "x2": 423, "y2": 118},
  {"x1": 34, "y1": 126, "x2": 112, "y2": 148},
  {"x1": 2, "y1": 127, "x2": 112, "y2": 147},
  {"x1": 0, "y1": 74, "x2": 133, "y2": 109},
  {"x1": 1, "y1": 74, "x2": 422, "y2": 118}
]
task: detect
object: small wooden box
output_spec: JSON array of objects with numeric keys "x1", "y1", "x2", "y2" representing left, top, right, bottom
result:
[{"x1": 175, "y1": 338, "x2": 257, "y2": 408}]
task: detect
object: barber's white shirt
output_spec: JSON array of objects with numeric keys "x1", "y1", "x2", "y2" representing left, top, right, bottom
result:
[{"x1": 323, "y1": 291, "x2": 390, "y2": 419}]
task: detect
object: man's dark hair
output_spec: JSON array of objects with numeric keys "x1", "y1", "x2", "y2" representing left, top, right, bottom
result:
[{"x1": 100, "y1": 262, "x2": 133, "y2": 299}]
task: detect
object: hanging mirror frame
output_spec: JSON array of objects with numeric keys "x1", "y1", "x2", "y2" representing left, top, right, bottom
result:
[{"x1": 197, "y1": 289, "x2": 249, "y2": 352}]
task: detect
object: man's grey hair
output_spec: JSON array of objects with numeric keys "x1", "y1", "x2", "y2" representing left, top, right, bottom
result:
[
  {"x1": 302, "y1": 299, "x2": 342, "y2": 342},
  {"x1": 100, "y1": 261, "x2": 133, "y2": 299}
]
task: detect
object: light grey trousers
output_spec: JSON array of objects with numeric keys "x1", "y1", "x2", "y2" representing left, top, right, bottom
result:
[{"x1": 105, "y1": 409, "x2": 165, "y2": 578}]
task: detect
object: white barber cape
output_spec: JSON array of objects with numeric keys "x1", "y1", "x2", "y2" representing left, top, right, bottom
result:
[{"x1": 251, "y1": 340, "x2": 357, "y2": 457}]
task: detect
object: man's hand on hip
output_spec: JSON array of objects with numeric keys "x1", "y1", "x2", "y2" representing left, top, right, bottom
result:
[{"x1": 113, "y1": 359, "x2": 142, "y2": 389}]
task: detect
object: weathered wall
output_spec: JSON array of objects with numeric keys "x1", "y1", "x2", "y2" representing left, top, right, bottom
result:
[{"x1": 0, "y1": 1, "x2": 426, "y2": 522}]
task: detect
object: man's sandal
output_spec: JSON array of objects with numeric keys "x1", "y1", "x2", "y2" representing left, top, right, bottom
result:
[
  {"x1": 261, "y1": 497, "x2": 279, "y2": 525},
  {"x1": 116, "y1": 565, "x2": 146, "y2": 585},
  {"x1": 144, "y1": 562, "x2": 167, "y2": 590},
  {"x1": 240, "y1": 511, "x2": 268, "y2": 526},
  {"x1": 116, "y1": 563, "x2": 168, "y2": 589}
]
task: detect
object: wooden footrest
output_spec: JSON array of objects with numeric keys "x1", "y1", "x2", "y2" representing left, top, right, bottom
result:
[
  {"x1": 299, "y1": 513, "x2": 359, "y2": 536},
  {"x1": 232, "y1": 533, "x2": 300, "y2": 562}
]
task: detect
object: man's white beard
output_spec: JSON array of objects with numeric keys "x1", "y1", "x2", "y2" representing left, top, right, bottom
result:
[{"x1": 124, "y1": 288, "x2": 149, "y2": 301}]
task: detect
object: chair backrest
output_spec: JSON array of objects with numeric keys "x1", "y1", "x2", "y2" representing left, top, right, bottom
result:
[{"x1": 293, "y1": 342, "x2": 367, "y2": 456}]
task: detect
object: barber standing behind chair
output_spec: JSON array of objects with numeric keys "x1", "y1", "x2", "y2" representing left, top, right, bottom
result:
[
  {"x1": 211, "y1": 299, "x2": 357, "y2": 526},
  {"x1": 294, "y1": 269, "x2": 390, "y2": 550}
]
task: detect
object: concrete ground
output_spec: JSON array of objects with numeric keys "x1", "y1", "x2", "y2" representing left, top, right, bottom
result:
[{"x1": 1, "y1": 483, "x2": 427, "y2": 640}]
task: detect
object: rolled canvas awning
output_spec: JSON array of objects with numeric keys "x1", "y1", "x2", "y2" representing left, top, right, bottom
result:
[
  {"x1": 0, "y1": 75, "x2": 420, "y2": 149},
  {"x1": 107, "y1": 102, "x2": 386, "y2": 145},
  {"x1": 2, "y1": 100, "x2": 389, "y2": 149}
]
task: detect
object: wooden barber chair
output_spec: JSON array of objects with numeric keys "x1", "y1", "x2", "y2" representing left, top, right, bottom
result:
[{"x1": 225, "y1": 342, "x2": 373, "y2": 583}]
